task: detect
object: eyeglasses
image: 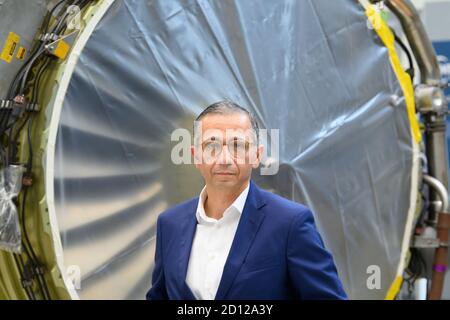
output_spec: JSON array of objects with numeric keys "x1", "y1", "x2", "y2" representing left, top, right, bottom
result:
[{"x1": 201, "y1": 138, "x2": 253, "y2": 160}]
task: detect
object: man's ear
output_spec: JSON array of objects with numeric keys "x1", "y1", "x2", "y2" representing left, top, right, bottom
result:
[{"x1": 252, "y1": 144, "x2": 264, "y2": 169}]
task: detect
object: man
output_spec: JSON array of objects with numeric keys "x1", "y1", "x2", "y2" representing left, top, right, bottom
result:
[{"x1": 146, "y1": 101, "x2": 347, "y2": 300}]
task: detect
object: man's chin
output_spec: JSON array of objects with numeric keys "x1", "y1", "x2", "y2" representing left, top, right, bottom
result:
[{"x1": 212, "y1": 176, "x2": 238, "y2": 186}]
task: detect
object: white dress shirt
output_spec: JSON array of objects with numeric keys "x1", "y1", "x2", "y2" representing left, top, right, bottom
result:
[{"x1": 185, "y1": 183, "x2": 250, "y2": 300}]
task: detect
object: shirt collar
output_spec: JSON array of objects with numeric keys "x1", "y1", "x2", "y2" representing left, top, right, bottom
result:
[{"x1": 196, "y1": 183, "x2": 250, "y2": 225}]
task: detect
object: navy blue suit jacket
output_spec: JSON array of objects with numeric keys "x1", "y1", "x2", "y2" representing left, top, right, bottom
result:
[{"x1": 146, "y1": 181, "x2": 347, "y2": 300}]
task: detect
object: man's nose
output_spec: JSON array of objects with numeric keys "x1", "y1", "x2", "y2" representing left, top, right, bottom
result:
[{"x1": 216, "y1": 144, "x2": 233, "y2": 165}]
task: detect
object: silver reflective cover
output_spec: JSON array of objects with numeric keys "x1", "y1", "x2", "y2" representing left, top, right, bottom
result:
[{"x1": 53, "y1": 0, "x2": 416, "y2": 299}]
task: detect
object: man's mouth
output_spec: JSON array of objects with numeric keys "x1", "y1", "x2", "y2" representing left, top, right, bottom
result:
[{"x1": 214, "y1": 172, "x2": 235, "y2": 175}]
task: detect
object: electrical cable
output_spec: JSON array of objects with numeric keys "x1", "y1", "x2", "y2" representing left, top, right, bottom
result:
[
  {"x1": 2, "y1": 0, "x2": 92, "y2": 299},
  {"x1": 392, "y1": 30, "x2": 415, "y2": 81},
  {"x1": 12, "y1": 253, "x2": 35, "y2": 300}
]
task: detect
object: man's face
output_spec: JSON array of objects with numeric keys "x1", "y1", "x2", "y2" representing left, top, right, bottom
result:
[{"x1": 191, "y1": 113, "x2": 263, "y2": 190}]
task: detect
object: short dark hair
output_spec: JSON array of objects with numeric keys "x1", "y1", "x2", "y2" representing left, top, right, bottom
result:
[{"x1": 193, "y1": 101, "x2": 259, "y2": 144}]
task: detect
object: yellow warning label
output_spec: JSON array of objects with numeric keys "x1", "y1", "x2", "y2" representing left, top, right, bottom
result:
[
  {"x1": 53, "y1": 40, "x2": 70, "y2": 60},
  {"x1": 16, "y1": 46, "x2": 26, "y2": 60},
  {"x1": 1, "y1": 32, "x2": 20, "y2": 63}
]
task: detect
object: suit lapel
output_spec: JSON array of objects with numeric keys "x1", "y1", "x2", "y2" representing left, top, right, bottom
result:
[
  {"x1": 215, "y1": 181, "x2": 266, "y2": 300},
  {"x1": 178, "y1": 200, "x2": 198, "y2": 299}
]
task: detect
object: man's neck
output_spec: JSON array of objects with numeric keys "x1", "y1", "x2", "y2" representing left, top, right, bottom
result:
[{"x1": 204, "y1": 181, "x2": 249, "y2": 220}]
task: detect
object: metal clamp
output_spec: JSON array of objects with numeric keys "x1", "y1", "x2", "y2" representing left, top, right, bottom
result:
[
  {"x1": 39, "y1": 32, "x2": 60, "y2": 42},
  {"x1": 25, "y1": 103, "x2": 40, "y2": 112},
  {"x1": 0, "y1": 99, "x2": 39, "y2": 112},
  {"x1": 0, "y1": 100, "x2": 14, "y2": 109},
  {"x1": 412, "y1": 235, "x2": 441, "y2": 248},
  {"x1": 415, "y1": 84, "x2": 447, "y2": 115}
]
